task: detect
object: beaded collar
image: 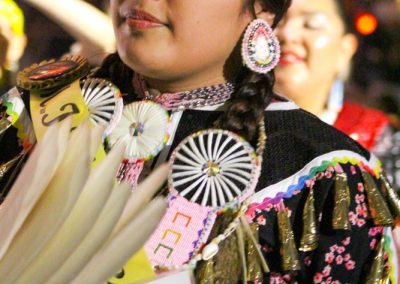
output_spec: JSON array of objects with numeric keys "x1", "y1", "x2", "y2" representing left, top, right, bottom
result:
[{"x1": 133, "y1": 73, "x2": 235, "y2": 111}]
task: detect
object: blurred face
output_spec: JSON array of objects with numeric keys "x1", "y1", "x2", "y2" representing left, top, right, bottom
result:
[
  {"x1": 274, "y1": 0, "x2": 355, "y2": 106},
  {"x1": 110, "y1": 0, "x2": 253, "y2": 91}
]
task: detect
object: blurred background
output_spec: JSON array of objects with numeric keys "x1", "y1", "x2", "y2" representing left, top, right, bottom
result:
[
  {"x1": 16, "y1": 0, "x2": 109, "y2": 67},
  {"x1": 11, "y1": 0, "x2": 400, "y2": 117},
  {"x1": 344, "y1": 0, "x2": 400, "y2": 120}
]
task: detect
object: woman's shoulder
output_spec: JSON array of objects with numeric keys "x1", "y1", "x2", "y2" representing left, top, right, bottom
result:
[
  {"x1": 250, "y1": 101, "x2": 399, "y2": 282},
  {"x1": 265, "y1": 99, "x2": 368, "y2": 153},
  {"x1": 261, "y1": 100, "x2": 371, "y2": 187}
]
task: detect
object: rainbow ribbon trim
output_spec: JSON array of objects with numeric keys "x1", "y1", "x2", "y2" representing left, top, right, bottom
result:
[{"x1": 248, "y1": 155, "x2": 380, "y2": 216}]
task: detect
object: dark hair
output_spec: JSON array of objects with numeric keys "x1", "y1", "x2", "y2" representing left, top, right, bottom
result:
[
  {"x1": 93, "y1": 52, "x2": 136, "y2": 103},
  {"x1": 217, "y1": 0, "x2": 292, "y2": 140},
  {"x1": 334, "y1": 0, "x2": 355, "y2": 33},
  {"x1": 94, "y1": 0, "x2": 292, "y2": 140}
]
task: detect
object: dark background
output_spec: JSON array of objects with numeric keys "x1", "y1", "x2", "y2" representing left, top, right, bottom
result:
[{"x1": 14, "y1": 0, "x2": 400, "y2": 115}]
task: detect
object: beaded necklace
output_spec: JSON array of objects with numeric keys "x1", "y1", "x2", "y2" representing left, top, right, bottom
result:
[{"x1": 133, "y1": 73, "x2": 235, "y2": 111}]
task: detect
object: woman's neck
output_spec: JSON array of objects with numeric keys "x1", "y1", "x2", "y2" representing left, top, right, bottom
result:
[
  {"x1": 297, "y1": 95, "x2": 327, "y2": 116},
  {"x1": 281, "y1": 84, "x2": 332, "y2": 117},
  {"x1": 141, "y1": 59, "x2": 243, "y2": 94}
]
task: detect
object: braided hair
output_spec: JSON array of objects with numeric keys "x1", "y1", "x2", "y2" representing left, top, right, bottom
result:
[
  {"x1": 217, "y1": 0, "x2": 291, "y2": 140},
  {"x1": 93, "y1": 53, "x2": 136, "y2": 103},
  {"x1": 94, "y1": 0, "x2": 292, "y2": 140}
]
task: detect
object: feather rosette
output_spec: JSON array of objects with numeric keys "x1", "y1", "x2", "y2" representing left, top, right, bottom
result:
[{"x1": 107, "y1": 101, "x2": 170, "y2": 160}]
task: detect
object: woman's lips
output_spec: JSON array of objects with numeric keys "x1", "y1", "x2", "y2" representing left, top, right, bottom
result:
[
  {"x1": 124, "y1": 9, "x2": 166, "y2": 29},
  {"x1": 279, "y1": 51, "x2": 305, "y2": 65},
  {"x1": 127, "y1": 19, "x2": 164, "y2": 29}
]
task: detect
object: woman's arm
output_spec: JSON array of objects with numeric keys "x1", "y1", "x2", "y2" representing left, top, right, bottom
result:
[{"x1": 23, "y1": 0, "x2": 115, "y2": 55}]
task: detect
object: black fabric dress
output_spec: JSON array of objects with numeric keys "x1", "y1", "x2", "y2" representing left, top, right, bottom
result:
[
  {"x1": 158, "y1": 99, "x2": 398, "y2": 284},
  {"x1": 1, "y1": 80, "x2": 398, "y2": 283}
]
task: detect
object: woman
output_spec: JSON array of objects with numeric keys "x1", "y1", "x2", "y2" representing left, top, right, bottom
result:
[
  {"x1": 274, "y1": 0, "x2": 391, "y2": 153},
  {"x1": 91, "y1": 0, "x2": 400, "y2": 282},
  {"x1": 273, "y1": 0, "x2": 400, "y2": 194},
  {"x1": 4, "y1": 0, "x2": 399, "y2": 282}
]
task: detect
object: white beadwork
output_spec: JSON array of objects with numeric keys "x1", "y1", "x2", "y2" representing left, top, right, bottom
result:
[{"x1": 169, "y1": 129, "x2": 259, "y2": 209}]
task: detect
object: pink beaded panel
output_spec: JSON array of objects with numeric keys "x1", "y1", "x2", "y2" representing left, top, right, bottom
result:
[{"x1": 145, "y1": 195, "x2": 217, "y2": 267}]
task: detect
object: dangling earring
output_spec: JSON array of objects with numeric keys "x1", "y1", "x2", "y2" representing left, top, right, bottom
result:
[{"x1": 241, "y1": 19, "x2": 280, "y2": 74}]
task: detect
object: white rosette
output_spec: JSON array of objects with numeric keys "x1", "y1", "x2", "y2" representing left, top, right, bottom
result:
[
  {"x1": 107, "y1": 101, "x2": 170, "y2": 160},
  {"x1": 81, "y1": 78, "x2": 123, "y2": 136},
  {"x1": 169, "y1": 129, "x2": 260, "y2": 209}
]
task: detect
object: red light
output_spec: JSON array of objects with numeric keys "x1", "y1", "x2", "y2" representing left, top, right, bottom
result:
[{"x1": 356, "y1": 13, "x2": 378, "y2": 35}]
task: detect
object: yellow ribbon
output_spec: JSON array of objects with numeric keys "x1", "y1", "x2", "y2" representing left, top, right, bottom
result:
[
  {"x1": 30, "y1": 80, "x2": 89, "y2": 141},
  {"x1": 29, "y1": 80, "x2": 107, "y2": 166},
  {"x1": 108, "y1": 249, "x2": 156, "y2": 284}
]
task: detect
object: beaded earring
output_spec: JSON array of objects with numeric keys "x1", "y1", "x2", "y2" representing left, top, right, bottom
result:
[{"x1": 241, "y1": 19, "x2": 280, "y2": 74}]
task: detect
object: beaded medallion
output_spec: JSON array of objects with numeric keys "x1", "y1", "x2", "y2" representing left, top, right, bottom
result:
[
  {"x1": 241, "y1": 19, "x2": 280, "y2": 74},
  {"x1": 17, "y1": 55, "x2": 90, "y2": 91}
]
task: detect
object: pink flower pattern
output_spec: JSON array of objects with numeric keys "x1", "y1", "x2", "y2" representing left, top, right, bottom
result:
[
  {"x1": 348, "y1": 183, "x2": 368, "y2": 227},
  {"x1": 314, "y1": 237, "x2": 356, "y2": 283},
  {"x1": 350, "y1": 165, "x2": 357, "y2": 175},
  {"x1": 269, "y1": 273, "x2": 297, "y2": 284},
  {"x1": 304, "y1": 256, "x2": 312, "y2": 267},
  {"x1": 250, "y1": 165, "x2": 388, "y2": 284},
  {"x1": 368, "y1": 226, "x2": 384, "y2": 250},
  {"x1": 257, "y1": 215, "x2": 266, "y2": 226}
]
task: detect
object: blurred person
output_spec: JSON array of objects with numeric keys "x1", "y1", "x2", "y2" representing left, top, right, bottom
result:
[
  {"x1": 0, "y1": 0, "x2": 26, "y2": 93},
  {"x1": 274, "y1": 0, "x2": 400, "y2": 257},
  {"x1": 23, "y1": 0, "x2": 114, "y2": 66},
  {"x1": 274, "y1": 0, "x2": 391, "y2": 153},
  {"x1": 273, "y1": 0, "x2": 400, "y2": 188}
]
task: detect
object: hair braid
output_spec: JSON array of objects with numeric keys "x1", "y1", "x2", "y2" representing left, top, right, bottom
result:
[
  {"x1": 217, "y1": 68, "x2": 274, "y2": 141},
  {"x1": 217, "y1": 0, "x2": 291, "y2": 141}
]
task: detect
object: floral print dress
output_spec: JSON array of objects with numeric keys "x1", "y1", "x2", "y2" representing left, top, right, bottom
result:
[{"x1": 166, "y1": 101, "x2": 399, "y2": 284}]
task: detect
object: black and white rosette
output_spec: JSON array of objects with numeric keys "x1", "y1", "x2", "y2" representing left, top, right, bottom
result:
[
  {"x1": 107, "y1": 101, "x2": 170, "y2": 160},
  {"x1": 81, "y1": 78, "x2": 123, "y2": 136},
  {"x1": 169, "y1": 129, "x2": 260, "y2": 209}
]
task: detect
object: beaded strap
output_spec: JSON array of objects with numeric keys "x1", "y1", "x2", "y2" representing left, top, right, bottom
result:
[
  {"x1": 147, "y1": 83, "x2": 234, "y2": 111},
  {"x1": 133, "y1": 74, "x2": 235, "y2": 111}
]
